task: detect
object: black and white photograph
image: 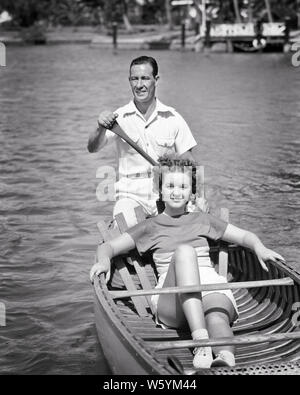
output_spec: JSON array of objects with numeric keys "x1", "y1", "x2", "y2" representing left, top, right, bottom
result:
[{"x1": 0, "y1": 0, "x2": 300, "y2": 379}]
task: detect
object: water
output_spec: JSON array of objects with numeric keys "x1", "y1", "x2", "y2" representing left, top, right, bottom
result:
[{"x1": 0, "y1": 45, "x2": 299, "y2": 374}]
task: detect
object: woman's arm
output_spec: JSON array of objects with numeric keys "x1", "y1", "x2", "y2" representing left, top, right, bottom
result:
[
  {"x1": 90, "y1": 232, "x2": 136, "y2": 283},
  {"x1": 222, "y1": 224, "x2": 285, "y2": 272}
]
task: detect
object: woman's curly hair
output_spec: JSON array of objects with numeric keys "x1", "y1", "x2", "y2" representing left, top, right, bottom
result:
[{"x1": 153, "y1": 154, "x2": 199, "y2": 200}]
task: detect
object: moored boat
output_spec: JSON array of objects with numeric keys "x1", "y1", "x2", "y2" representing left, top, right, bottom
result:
[{"x1": 93, "y1": 207, "x2": 300, "y2": 375}]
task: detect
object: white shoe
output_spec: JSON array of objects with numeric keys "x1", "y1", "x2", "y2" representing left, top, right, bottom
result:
[
  {"x1": 211, "y1": 350, "x2": 236, "y2": 368},
  {"x1": 193, "y1": 346, "x2": 213, "y2": 369}
]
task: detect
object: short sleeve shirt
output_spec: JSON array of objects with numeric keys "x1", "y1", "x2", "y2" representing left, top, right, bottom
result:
[
  {"x1": 99, "y1": 99, "x2": 197, "y2": 210},
  {"x1": 127, "y1": 212, "x2": 228, "y2": 260},
  {"x1": 102, "y1": 99, "x2": 197, "y2": 177}
]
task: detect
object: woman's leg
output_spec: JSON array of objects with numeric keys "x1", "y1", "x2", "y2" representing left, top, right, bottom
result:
[
  {"x1": 157, "y1": 245, "x2": 207, "y2": 331},
  {"x1": 156, "y1": 259, "x2": 186, "y2": 329},
  {"x1": 203, "y1": 293, "x2": 236, "y2": 360},
  {"x1": 157, "y1": 245, "x2": 213, "y2": 368},
  {"x1": 174, "y1": 245, "x2": 207, "y2": 333}
]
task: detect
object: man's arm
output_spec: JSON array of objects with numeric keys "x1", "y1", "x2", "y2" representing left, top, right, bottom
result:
[
  {"x1": 87, "y1": 111, "x2": 118, "y2": 153},
  {"x1": 87, "y1": 125, "x2": 107, "y2": 153}
]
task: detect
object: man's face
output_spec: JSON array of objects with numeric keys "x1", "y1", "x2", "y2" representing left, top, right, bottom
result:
[{"x1": 129, "y1": 63, "x2": 158, "y2": 104}]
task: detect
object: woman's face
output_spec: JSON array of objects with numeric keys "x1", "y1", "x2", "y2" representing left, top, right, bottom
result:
[{"x1": 161, "y1": 170, "x2": 192, "y2": 212}]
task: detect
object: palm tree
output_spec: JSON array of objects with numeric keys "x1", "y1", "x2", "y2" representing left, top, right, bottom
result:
[
  {"x1": 264, "y1": 0, "x2": 273, "y2": 22},
  {"x1": 232, "y1": 0, "x2": 241, "y2": 22},
  {"x1": 165, "y1": 0, "x2": 173, "y2": 30},
  {"x1": 121, "y1": 0, "x2": 133, "y2": 32}
]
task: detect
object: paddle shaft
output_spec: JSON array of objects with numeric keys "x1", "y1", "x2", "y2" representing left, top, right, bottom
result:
[
  {"x1": 110, "y1": 122, "x2": 158, "y2": 166},
  {"x1": 151, "y1": 332, "x2": 300, "y2": 351},
  {"x1": 110, "y1": 277, "x2": 293, "y2": 299}
]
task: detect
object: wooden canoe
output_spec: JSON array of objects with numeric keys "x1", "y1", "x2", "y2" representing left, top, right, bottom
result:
[{"x1": 93, "y1": 207, "x2": 300, "y2": 375}]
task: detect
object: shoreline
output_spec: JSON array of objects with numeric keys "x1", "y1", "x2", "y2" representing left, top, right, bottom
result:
[
  {"x1": 0, "y1": 25, "x2": 181, "y2": 46},
  {"x1": 1, "y1": 26, "x2": 299, "y2": 50}
]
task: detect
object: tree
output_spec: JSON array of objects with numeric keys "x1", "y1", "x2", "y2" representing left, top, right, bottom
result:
[
  {"x1": 122, "y1": 0, "x2": 133, "y2": 31},
  {"x1": 100, "y1": 0, "x2": 134, "y2": 30},
  {"x1": 264, "y1": 0, "x2": 273, "y2": 22},
  {"x1": 0, "y1": 0, "x2": 51, "y2": 27},
  {"x1": 165, "y1": 0, "x2": 173, "y2": 29},
  {"x1": 232, "y1": 0, "x2": 241, "y2": 22},
  {"x1": 52, "y1": 0, "x2": 88, "y2": 26}
]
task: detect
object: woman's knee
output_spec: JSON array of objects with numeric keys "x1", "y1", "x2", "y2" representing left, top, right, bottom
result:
[
  {"x1": 206, "y1": 310, "x2": 231, "y2": 326},
  {"x1": 203, "y1": 293, "x2": 235, "y2": 324},
  {"x1": 173, "y1": 245, "x2": 199, "y2": 281}
]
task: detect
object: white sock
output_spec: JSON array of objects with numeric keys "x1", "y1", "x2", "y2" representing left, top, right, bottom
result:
[
  {"x1": 217, "y1": 350, "x2": 235, "y2": 360},
  {"x1": 192, "y1": 328, "x2": 209, "y2": 340},
  {"x1": 213, "y1": 350, "x2": 235, "y2": 367}
]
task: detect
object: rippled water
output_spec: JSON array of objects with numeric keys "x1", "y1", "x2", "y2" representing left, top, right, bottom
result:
[{"x1": 0, "y1": 45, "x2": 299, "y2": 374}]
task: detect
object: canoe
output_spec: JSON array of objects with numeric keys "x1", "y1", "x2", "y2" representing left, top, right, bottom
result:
[{"x1": 93, "y1": 207, "x2": 300, "y2": 375}]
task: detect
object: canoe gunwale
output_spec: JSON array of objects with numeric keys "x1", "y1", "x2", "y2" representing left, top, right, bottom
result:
[{"x1": 94, "y1": 273, "x2": 178, "y2": 375}]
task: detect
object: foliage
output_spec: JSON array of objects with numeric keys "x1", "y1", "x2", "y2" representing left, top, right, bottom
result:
[
  {"x1": 0, "y1": 0, "x2": 51, "y2": 27},
  {"x1": 20, "y1": 23, "x2": 47, "y2": 43},
  {"x1": 0, "y1": 0, "x2": 298, "y2": 28},
  {"x1": 50, "y1": 0, "x2": 90, "y2": 26},
  {"x1": 204, "y1": 1, "x2": 299, "y2": 23}
]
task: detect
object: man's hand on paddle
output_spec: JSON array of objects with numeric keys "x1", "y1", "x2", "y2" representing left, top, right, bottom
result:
[{"x1": 98, "y1": 111, "x2": 118, "y2": 130}]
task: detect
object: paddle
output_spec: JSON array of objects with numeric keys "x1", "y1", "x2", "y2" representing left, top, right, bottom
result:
[
  {"x1": 151, "y1": 332, "x2": 300, "y2": 351},
  {"x1": 109, "y1": 277, "x2": 294, "y2": 299},
  {"x1": 107, "y1": 121, "x2": 158, "y2": 166}
]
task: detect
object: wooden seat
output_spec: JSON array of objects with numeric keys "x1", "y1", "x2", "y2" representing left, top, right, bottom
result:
[
  {"x1": 114, "y1": 207, "x2": 156, "y2": 316},
  {"x1": 97, "y1": 205, "x2": 158, "y2": 317},
  {"x1": 97, "y1": 217, "x2": 151, "y2": 317}
]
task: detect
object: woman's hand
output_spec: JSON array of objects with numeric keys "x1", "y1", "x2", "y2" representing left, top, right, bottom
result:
[
  {"x1": 90, "y1": 234, "x2": 135, "y2": 284},
  {"x1": 254, "y1": 246, "x2": 285, "y2": 272},
  {"x1": 90, "y1": 257, "x2": 111, "y2": 284}
]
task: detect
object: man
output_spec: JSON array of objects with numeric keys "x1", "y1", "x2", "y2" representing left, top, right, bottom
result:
[{"x1": 88, "y1": 56, "x2": 197, "y2": 227}]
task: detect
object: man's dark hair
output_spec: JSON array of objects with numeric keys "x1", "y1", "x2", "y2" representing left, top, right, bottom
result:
[{"x1": 130, "y1": 56, "x2": 158, "y2": 77}]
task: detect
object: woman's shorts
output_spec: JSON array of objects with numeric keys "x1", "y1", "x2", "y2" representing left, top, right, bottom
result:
[{"x1": 151, "y1": 266, "x2": 239, "y2": 326}]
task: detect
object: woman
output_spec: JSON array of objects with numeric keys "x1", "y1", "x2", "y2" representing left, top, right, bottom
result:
[{"x1": 90, "y1": 155, "x2": 285, "y2": 369}]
